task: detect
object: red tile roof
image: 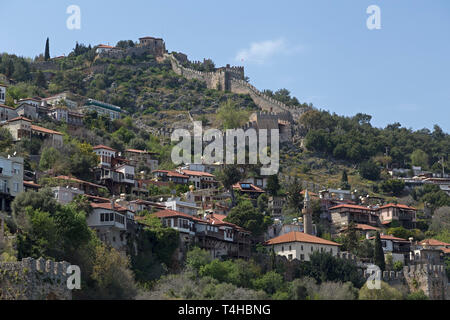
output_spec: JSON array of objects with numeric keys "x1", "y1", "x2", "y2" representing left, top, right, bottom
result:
[
  {"x1": 55, "y1": 175, "x2": 106, "y2": 189},
  {"x1": 153, "y1": 209, "x2": 204, "y2": 222},
  {"x1": 379, "y1": 203, "x2": 417, "y2": 211},
  {"x1": 329, "y1": 204, "x2": 373, "y2": 211},
  {"x1": 419, "y1": 239, "x2": 450, "y2": 247},
  {"x1": 23, "y1": 181, "x2": 41, "y2": 188},
  {"x1": 182, "y1": 170, "x2": 215, "y2": 177},
  {"x1": 8, "y1": 116, "x2": 32, "y2": 122},
  {"x1": 347, "y1": 224, "x2": 379, "y2": 231},
  {"x1": 91, "y1": 202, "x2": 128, "y2": 213},
  {"x1": 368, "y1": 234, "x2": 409, "y2": 242},
  {"x1": 93, "y1": 145, "x2": 117, "y2": 152},
  {"x1": 125, "y1": 149, "x2": 154, "y2": 154},
  {"x1": 0, "y1": 104, "x2": 15, "y2": 110},
  {"x1": 265, "y1": 231, "x2": 341, "y2": 246},
  {"x1": 31, "y1": 125, "x2": 63, "y2": 135}
]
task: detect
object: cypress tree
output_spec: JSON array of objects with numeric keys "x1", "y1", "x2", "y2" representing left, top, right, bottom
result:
[
  {"x1": 374, "y1": 232, "x2": 386, "y2": 271},
  {"x1": 45, "y1": 38, "x2": 50, "y2": 61}
]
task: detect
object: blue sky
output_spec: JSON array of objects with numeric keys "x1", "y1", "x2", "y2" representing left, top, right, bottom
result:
[{"x1": 1, "y1": 0, "x2": 449, "y2": 132}]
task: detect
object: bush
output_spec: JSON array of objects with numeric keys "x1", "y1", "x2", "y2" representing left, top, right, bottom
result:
[{"x1": 358, "y1": 281, "x2": 403, "y2": 300}]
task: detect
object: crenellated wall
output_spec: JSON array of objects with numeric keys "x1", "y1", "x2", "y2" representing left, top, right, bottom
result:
[
  {"x1": 166, "y1": 54, "x2": 309, "y2": 121},
  {"x1": 0, "y1": 257, "x2": 72, "y2": 300},
  {"x1": 361, "y1": 264, "x2": 449, "y2": 300}
]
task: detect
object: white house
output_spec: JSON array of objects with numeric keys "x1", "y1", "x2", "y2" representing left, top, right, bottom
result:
[
  {"x1": 0, "y1": 156, "x2": 24, "y2": 212},
  {"x1": 0, "y1": 84, "x2": 7, "y2": 104},
  {"x1": 93, "y1": 145, "x2": 117, "y2": 168},
  {"x1": 88, "y1": 202, "x2": 129, "y2": 252},
  {"x1": 163, "y1": 197, "x2": 199, "y2": 216},
  {"x1": 265, "y1": 231, "x2": 341, "y2": 261},
  {"x1": 52, "y1": 186, "x2": 84, "y2": 205}
]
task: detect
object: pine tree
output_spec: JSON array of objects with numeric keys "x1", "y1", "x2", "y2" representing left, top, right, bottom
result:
[
  {"x1": 341, "y1": 169, "x2": 350, "y2": 190},
  {"x1": 45, "y1": 38, "x2": 50, "y2": 61},
  {"x1": 35, "y1": 70, "x2": 47, "y2": 88},
  {"x1": 374, "y1": 232, "x2": 386, "y2": 271}
]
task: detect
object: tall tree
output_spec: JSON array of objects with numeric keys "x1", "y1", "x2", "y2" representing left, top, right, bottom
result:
[
  {"x1": 266, "y1": 175, "x2": 280, "y2": 197},
  {"x1": 374, "y1": 232, "x2": 386, "y2": 271},
  {"x1": 45, "y1": 38, "x2": 50, "y2": 61},
  {"x1": 216, "y1": 165, "x2": 242, "y2": 207}
]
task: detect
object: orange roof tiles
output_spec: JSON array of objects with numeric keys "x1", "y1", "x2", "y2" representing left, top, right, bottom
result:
[
  {"x1": 91, "y1": 202, "x2": 128, "y2": 212},
  {"x1": 329, "y1": 204, "x2": 373, "y2": 211},
  {"x1": 379, "y1": 203, "x2": 417, "y2": 210},
  {"x1": 182, "y1": 170, "x2": 215, "y2": 177},
  {"x1": 265, "y1": 231, "x2": 341, "y2": 246},
  {"x1": 93, "y1": 145, "x2": 117, "y2": 152},
  {"x1": 419, "y1": 239, "x2": 450, "y2": 247},
  {"x1": 31, "y1": 125, "x2": 63, "y2": 135}
]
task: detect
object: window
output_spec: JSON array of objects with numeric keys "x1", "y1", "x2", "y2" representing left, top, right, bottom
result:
[
  {"x1": 311, "y1": 246, "x2": 313, "y2": 252},
  {"x1": 301, "y1": 245, "x2": 304, "y2": 251},
  {"x1": 289, "y1": 245, "x2": 292, "y2": 251},
  {"x1": 300, "y1": 254, "x2": 305, "y2": 261},
  {"x1": 288, "y1": 254, "x2": 293, "y2": 261},
  {"x1": 281, "y1": 246, "x2": 284, "y2": 252},
  {"x1": 382, "y1": 241, "x2": 387, "y2": 248},
  {"x1": 100, "y1": 213, "x2": 105, "y2": 222}
]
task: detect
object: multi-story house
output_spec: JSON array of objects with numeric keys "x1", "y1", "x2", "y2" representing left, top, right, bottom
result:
[
  {"x1": 163, "y1": 197, "x2": 200, "y2": 216},
  {"x1": 15, "y1": 102, "x2": 38, "y2": 120},
  {"x1": 87, "y1": 202, "x2": 131, "y2": 253},
  {"x1": 124, "y1": 149, "x2": 159, "y2": 171},
  {"x1": 151, "y1": 209, "x2": 251, "y2": 260},
  {"x1": 93, "y1": 145, "x2": 136, "y2": 195},
  {"x1": 378, "y1": 203, "x2": 417, "y2": 229},
  {"x1": 152, "y1": 170, "x2": 189, "y2": 185},
  {"x1": 83, "y1": 99, "x2": 121, "y2": 120},
  {"x1": 48, "y1": 106, "x2": 84, "y2": 126},
  {"x1": 368, "y1": 234, "x2": 411, "y2": 264},
  {"x1": 330, "y1": 204, "x2": 380, "y2": 233},
  {"x1": 233, "y1": 182, "x2": 265, "y2": 200},
  {"x1": 0, "y1": 104, "x2": 18, "y2": 123},
  {"x1": 52, "y1": 186, "x2": 84, "y2": 205},
  {"x1": 265, "y1": 231, "x2": 341, "y2": 262},
  {"x1": 0, "y1": 156, "x2": 24, "y2": 213},
  {"x1": 42, "y1": 92, "x2": 78, "y2": 110},
  {"x1": 181, "y1": 170, "x2": 217, "y2": 190}
]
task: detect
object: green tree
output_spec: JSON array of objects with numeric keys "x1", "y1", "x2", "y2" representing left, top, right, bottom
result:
[
  {"x1": 186, "y1": 247, "x2": 212, "y2": 273},
  {"x1": 380, "y1": 179, "x2": 405, "y2": 196},
  {"x1": 358, "y1": 281, "x2": 403, "y2": 300},
  {"x1": 217, "y1": 100, "x2": 249, "y2": 130},
  {"x1": 216, "y1": 165, "x2": 242, "y2": 207},
  {"x1": 359, "y1": 161, "x2": 381, "y2": 181},
  {"x1": 251, "y1": 271, "x2": 285, "y2": 295},
  {"x1": 410, "y1": 149, "x2": 429, "y2": 169},
  {"x1": 0, "y1": 128, "x2": 13, "y2": 152},
  {"x1": 266, "y1": 175, "x2": 281, "y2": 196},
  {"x1": 45, "y1": 38, "x2": 50, "y2": 61},
  {"x1": 340, "y1": 170, "x2": 351, "y2": 190},
  {"x1": 35, "y1": 70, "x2": 47, "y2": 88},
  {"x1": 225, "y1": 200, "x2": 272, "y2": 236},
  {"x1": 374, "y1": 232, "x2": 386, "y2": 271}
]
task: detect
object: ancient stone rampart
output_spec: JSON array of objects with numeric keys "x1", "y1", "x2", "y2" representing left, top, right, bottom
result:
[{"x1": 0, "y1": 257, "x2": 72, "y2": 300}]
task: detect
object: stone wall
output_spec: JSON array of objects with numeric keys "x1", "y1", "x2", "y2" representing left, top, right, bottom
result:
[
  {"x1": 0, "y1": 257, "x2": 72, "y2": 300},
  {"x1": 362, "y1": 264, "x2": 449, "y2": 300},
  {"x1": 166, "y1": 53, "x2": 308, "y2": 122}
]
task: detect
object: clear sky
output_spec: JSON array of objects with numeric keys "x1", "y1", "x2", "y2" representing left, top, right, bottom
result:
[{"x1": 1, "y1": 0, "x2": 449, "y2": 132}]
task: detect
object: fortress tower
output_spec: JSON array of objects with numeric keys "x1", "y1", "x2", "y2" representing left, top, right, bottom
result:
[{"x1": 302, "y1": 189, "x2": 313, "y2": 235}]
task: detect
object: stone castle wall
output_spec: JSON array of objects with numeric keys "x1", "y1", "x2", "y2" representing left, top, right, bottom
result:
[
  {"x1": 0, "y1": 257, "x2": 72, "y2": 300},
  {"x1": 362, "y1": 264, "x2": 449, "y2": 300},
  {"x1": 166, "y1": 54, "x2": 308, "y2": 121}
]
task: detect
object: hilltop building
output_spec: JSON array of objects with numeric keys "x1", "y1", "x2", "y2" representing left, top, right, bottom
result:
[{"x1": 83, "y1": 99, "x2": 121, "y2": 120}]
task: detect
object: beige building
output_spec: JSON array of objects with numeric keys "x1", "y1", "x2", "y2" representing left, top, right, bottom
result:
[
  {"x1": 0, "y1": 156, "x2": 24, "y2": 212},
  {"x1": 265, "y1": 231, "x2": 341, "y2": 261}
]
